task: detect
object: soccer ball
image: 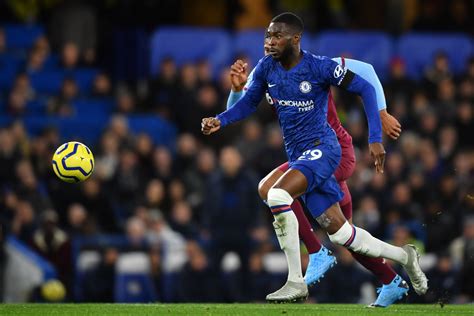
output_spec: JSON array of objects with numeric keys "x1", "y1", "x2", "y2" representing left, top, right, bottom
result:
[
  {"x1": 41, "y1": 279, "x2": 66, "y2": 302},
  {"x1": 52, "y1": 141, "x2": 94, "y2": 183}
]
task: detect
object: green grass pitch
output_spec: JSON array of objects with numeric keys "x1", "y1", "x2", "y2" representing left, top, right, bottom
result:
[{"x1": 0, "y1": 304, "x2": 473, "y2": 316}]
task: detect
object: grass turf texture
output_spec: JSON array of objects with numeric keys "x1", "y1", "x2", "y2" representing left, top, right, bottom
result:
[{"x1": 0, "y1": 304, "x2": 473, "y2": 316}]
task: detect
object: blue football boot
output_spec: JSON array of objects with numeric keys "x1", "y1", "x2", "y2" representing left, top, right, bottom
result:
[
  {"x1": 304, "y1": 246, "x2": 337, "y2": 286},
  {"x1": 369, "y1": 275, "x2": 409, "y2": 308}
]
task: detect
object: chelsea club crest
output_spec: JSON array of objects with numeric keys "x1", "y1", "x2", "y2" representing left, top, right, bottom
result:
[{"x1": 299, "y1": 81, "x2": 311, "y2": 93}]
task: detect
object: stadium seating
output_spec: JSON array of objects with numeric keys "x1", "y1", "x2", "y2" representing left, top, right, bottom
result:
[
  {"x1": 2, "y1": 23, "x2": 44, "y2": 51},
  {"x1": 127, "y1": 115, "x2": 177, "y2": 149},
  {"x1": 29, "y1": 68, "x2": 100, "y2": 95},
  {"x1": 397, "y1": 33, "x2": 473, "y2": 80},
  {"x1": 312, "y1": 31, "x2": 393, "y2": 80},
  {"x1": 0, "y1": 52, "x2": 24, "y2": 90},
  {"x1": 150, "y1": 27, "x2": 232, "y2": 77}
]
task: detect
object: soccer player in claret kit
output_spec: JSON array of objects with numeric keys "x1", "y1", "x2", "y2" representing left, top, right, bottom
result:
[{"x1": 202, "y1": 12, "x2": 428, "y2": 304}]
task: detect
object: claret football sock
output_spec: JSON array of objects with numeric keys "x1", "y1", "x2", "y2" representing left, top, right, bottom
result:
[{"x1": 291, "y1": 198, "x2": 322, "y2": 253}]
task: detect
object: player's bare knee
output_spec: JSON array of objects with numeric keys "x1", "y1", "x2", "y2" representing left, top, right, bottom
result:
[
  {"x1": 258, "y1": 178, "x2": 271, "y2": 200},
  {"x1": 321, "y1": 203, "x2": 347, "y2": 234}
]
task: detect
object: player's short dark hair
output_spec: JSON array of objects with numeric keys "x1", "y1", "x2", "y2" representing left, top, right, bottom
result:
[{"x1": 271, "y1": 12, "x2": 304, "y2": 33}]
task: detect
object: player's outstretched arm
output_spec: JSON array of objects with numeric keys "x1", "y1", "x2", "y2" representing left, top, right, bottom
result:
[
  {"x1": 333, "y1": 57, "x2": 401, "y2": 139},
  {"x1": 203, "y1": 60, "x2": 266, "y2": 135}
]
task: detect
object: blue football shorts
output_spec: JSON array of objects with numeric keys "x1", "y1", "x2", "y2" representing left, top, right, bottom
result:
[{"x1": 289, "y1": 142, "x2": 344, "y2": 218}]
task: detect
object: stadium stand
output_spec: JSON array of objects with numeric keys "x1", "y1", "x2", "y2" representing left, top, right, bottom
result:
[{"x1": 0, "y1": 21, "x2": 472, "y2": 304}]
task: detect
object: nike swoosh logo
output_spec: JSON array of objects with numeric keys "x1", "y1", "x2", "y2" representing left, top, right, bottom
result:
[{"x1": 268, "y1": 83, "x2": 277, "y2": 87}]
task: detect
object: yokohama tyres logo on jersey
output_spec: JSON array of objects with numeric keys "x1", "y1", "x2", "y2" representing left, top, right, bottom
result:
[{"x1": 276, "y1": 99, "x2": 314, "y2": 112}]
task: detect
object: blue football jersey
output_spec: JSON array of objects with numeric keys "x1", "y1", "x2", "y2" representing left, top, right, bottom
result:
[{"x1": 219, "y1": 50, "x2": 351, "y2": 161}]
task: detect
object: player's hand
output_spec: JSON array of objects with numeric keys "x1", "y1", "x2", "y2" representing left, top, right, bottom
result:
[
  {"x1": 380, "y1": 109, "x2": 402, "y2": 140},
  {"x1": 201, "y1": 117, "x2": 221, "y2": 135},
  {"x1": 230, "y1": 60, "x2": 248, "y2": 92},
  {"x1": 369, "y1": 142, "x2": 386, "y2": 174}
]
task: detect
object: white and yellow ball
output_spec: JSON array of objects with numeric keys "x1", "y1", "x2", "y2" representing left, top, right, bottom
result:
[{"x1": 52, "y1": 141, "x2": 94, "y2": 183}]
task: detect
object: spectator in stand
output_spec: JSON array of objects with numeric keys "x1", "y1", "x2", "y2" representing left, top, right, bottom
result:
[
  {"x1": 254, "y1": 124, "x2": 287, "y2": 176},
  {"x1": 196, "y1": 59, "x2": 213, "y2": 86},
  {"x1": 135, "y1": 133, "x2": 154, "y2": 176},
  {"x1": 435, "y1": 78, "x2": 457, "y2": 120},
  {"x1": 234, "y1": 119, "x2": 264, "y2": 166},
  {"x1": 14, "y1": 159, "x2": 52, "y2": 213},
  {"x1": 24, "y1": 45, "x2": 48, "y2": 74},
  {"x1": 107, "y1": 115, "x2": 133, "y2": 148},
  {"x1": 60, "y1": 42, "x2": 81, "y2": 70},
  {"x1": 455, "y1": 100, "x2": 472, "y2": 148},
  {"x1": 0, "y1": 127, "x2": 23, "y2": 184},
  {"x1": 78, "y1": 177, "x2": 117, "y2": 233},
  {"x1": 181, "y1": 83, "x2": 221, "y2": 138},
  {"x1": 82, "y1": 247, "x2": 118, "y2": 302},
  {"x1": 125, "y1": 216, "x2": 148, "y2": 250},
  {"x1": 169, "y1": 201, "x2": 199, "y2": 240},
  {"x1": 50, "y1": 0, "x2": 97, "y2": 65},
  {"x1": 174, "y1": 133, "x2": 198, "y2": 175},
  {"x1": 30, "y1": 210, "x2": 72, "y2": 297},
  {"x1": 353, "y1": 195, "x2": 382, "y2": 236},
  {"x1": 175, "y1": 64, "x2": 199, "y2": 130},
  {"x1": 424, "y1": 52, "x2": 453, "y2": 96},
  {"x1": 12, "y1": 73, "x2": 35, "y2": 101},
  {"x1": 11, "y1": 200, "x2": 36, "y2": 243},
  {"x1": 146, "y1": 210, "x2": 187, "y2": 274},
  {"x1": 151, "y1": 146, "x2": 174, "y2": 185},
  {"x1": 424, "y1": 252, "x2": 459, "y2": 303},
  {"x1": 203, "y1": 146, "x2": 260, "y2": 301},
  {"x1": 385, "y1": 57, "x2": 415, "y2": 101},
  {"x1": 6, "y1": 88, "x2": 28, "y2": 116},
  {"x1": 438, "y1": 125, "x2": 458, "y2": 163},
  {"x1": 177, "y1": 241, "x2": 219, "y2": 302},
  {"x1": 167, "y1": 178, "x2": 186, "y2": 208},
  {"x1": 247, "y1": 250, "x2": 273, "y2": 302},
  {"x1": 47, "y1": 77, "x2": 79, "y2": 116},
  {"x1": 94, "y1": 130, "x2": 120, "y2": 181},
  {"x1": 66, "y1": 203, "x2": 93, "y2": 236},
  {"x1": 149, "y1": 57, "x2": 178, "y2": 117},
  {"x1": 111, "y1": 147, "x2": 143, "y2": 216},
  {"x1": 91, "y1": 73, "x2": 113, "y2": 98},
  {"x1": 142, "y1": 179, "x2": 166, "y2": 214},
  {"x1": 182, "y1": 147, "x2": 216, "y2": 216},
  {"x1": 115, "y1": 90, "x2": 136, "y2": 114}
]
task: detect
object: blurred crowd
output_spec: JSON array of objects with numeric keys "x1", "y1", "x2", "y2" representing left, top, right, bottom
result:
[
  {"x1": 0, "y1": 0, "x2": 473, "y2": 306},
  {"x1": 0, "y1": 0, "x2": 472, "y2": 36}
]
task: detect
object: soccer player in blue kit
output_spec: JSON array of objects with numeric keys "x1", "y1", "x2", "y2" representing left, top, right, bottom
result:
[{"x1": 202, "y1": 13, "x2": 428, "y2": 302}]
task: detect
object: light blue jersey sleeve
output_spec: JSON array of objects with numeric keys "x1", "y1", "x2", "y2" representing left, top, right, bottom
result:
[
  {"x1": 226, "y1": 68, "x2": 255, "y2": 109},
  {"x1": 332, "y1": 57, "x2": 386, "y2": 110}
]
